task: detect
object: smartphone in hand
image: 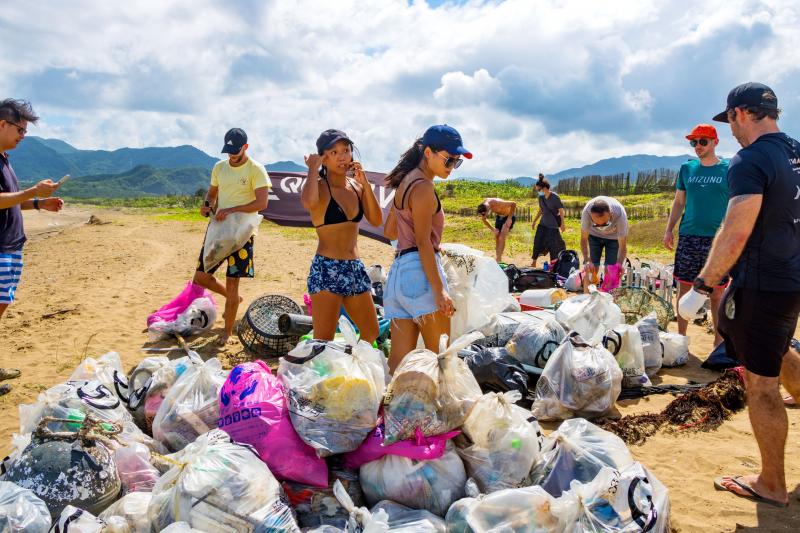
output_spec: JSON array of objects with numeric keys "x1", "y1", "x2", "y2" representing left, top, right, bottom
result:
[{"x1": 58, "y1": 174, "x2": 71, "y2": 186}]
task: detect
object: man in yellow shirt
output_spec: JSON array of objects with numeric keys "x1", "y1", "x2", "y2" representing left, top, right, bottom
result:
[{"x1": 193, "y1": 128, "x2": 271, "y2": 344}]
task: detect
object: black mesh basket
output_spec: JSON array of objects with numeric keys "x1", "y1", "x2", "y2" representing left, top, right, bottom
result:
[{"x1": 237, "y1": 294, "x2": 303, "y2": 358}]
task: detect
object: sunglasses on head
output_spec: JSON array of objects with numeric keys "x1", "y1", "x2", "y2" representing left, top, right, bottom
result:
[
  {"x1": 434, "y1": 152, "x2": 463, "y2": 169},
  {"x1": 690, "y1": 138, "x2": 711, "y2": 147}
]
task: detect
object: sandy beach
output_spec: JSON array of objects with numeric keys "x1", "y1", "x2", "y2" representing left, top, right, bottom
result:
[{"x1": 1, "y1": 205, "x2": 799, "y2": 532}]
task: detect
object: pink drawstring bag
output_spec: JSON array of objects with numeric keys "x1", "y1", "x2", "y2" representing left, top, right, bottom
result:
[
  {"x1": 342, "y1": 416, "x2": 460, "y2": 470},
  {"x1": 600, "y1": 263, "x2": 623, "y2": 292},
  {"x1": 219, "y1": 360, "x2": 328, "y2": 487},
  {"x1": 147, "y1": 281, "x2": 216, "y2": 326}
]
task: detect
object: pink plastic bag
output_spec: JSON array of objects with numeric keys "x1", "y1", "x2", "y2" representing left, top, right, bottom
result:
[
  {"x1": 147, "y1": 281, "x2": 216, "y2": 326},
  {"x1": 219, "y1": 360, "x2": 328, "y2": 487},
  {"x1": 342, "y1": 416, "x2": 460, "y2": 470},
  {"x1": 600, "y1": 263, "x2": 623, "y2": 292}
]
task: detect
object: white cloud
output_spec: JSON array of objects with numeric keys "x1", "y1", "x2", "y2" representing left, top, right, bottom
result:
[{"x1": 1, "y1": 0, "x2": 798, "y2": 178}]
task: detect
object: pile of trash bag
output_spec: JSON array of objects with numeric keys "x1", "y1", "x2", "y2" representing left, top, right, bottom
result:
[
  {"x1": 383, "y1": 332, "x2": 483, "y2": 444},
  {"x1": 279, "y1": 317, "x2": 387, "y2": 456},
  {"x1": 532, "y1": 333, "x2": 623, "y2": 421}
]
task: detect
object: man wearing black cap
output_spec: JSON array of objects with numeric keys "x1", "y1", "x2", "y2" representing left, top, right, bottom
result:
[
  {"x1": 678, "y1": 83, "x2": 800, "y2": 507},
  {"x1": 193, "y1": 128, "x2": 271, "y2": 345}
]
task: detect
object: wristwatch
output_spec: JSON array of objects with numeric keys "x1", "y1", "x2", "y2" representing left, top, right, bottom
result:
[
  {"x1": 204, "y1": 200, "x2": 210, "y2": 208},
  {"x1": 33, "y1": 197, "x2": 40, "y2": 210},
  {"x1": 692, "y1": 277, "x2": 713, "y2": 296}
]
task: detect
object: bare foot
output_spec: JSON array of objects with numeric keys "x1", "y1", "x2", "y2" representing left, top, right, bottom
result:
[
  {"x1": 784, "y1": 395, "x2": 796, "y2": 407},
  {"x1": 216, "y1": 333, "x2": 237, "y2": 347}
]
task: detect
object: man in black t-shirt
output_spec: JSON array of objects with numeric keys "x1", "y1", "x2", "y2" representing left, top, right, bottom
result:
[
  {"x1": 679, "y1": 82, "x2": 800, "y2": 508},
  {"x1": 530, "y1": 176, "x2": 566, "y2": 267}
]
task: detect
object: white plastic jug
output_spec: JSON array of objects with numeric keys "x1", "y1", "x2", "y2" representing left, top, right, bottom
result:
[{"x1": 519, "y1": 288, "x2": 567, "y2": 307}]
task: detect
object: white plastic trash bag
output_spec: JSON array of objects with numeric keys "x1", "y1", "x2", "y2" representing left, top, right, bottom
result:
[
  {"x1": 441, "y1": 244, "x2": 520, "y2": 340},
  {"x1": 331, "y1": 480, "x2": 389, "y2": 533},
  {"x1": 505, "y1": 318, "x2": 566, "y2": 368},
  {"x1": 160, "y1": 523, "x2": 208, "y2": 533},
  {"x1": 383, "y1": 332, "x2": 483, "y2": 445},
  {"x1": 636, "y1": 313, "x2": 662, "y2": 376},
  {"x1": 99, "y1": 491, "x2": 152, "y2": 533},
  {"x1": 0, "y1": 481, "x2": 51, "y2": 533},
  {"x1": 68, "y1": 352, "x2": 127, "y2": 399},
  {"x1": 139, "y1": 356, "x2": 197, "y2": 434},
  {"x1": 114, "y1": 442, "x2": 160, "y2": 493},
  {"x1": 602, "y1": 325, "x2": 652, "y2": 388},
  {"x1": 147, "y1": 429, "x2": 300, "y2": 532},
  {"x1": 279, "y1": 317, "x2": 387, "y2": 456},
  {"x1": 660, "y1": 332, "x2": 689, "y2": 367},
  {"x1": 555, "y1": 287, "x2": 623, "y2": 343},
  {"x1": 359, "y1": 444, "x2": 467, "y2": 517},
  {"x1": 202, "y1": 211, "x2": 262, "y2": 272},
  {"x1": 152, "y1": 356, "x2": 228, "y2": 452},
  {"x1": 148, "y1": 297, "x2": 217, "y2": 341},
  {"x1": 370, "y1": 500, "x2": 446, "y2": 532},
  {"x1": 532, "y1": 333, "x2": 623, "y2": 421},
  {"x1": 528, "y1": 418, "x2": 634, "y2": 497},
  {"x1": 49, "y1": 506, "x2": 105, "y2": 533},
  {"x1": 554, "y1": 463, "x2": 670, "y2": 532},
  {"x1": 445, "y1": 481, "x2": 563, "y2": 533},
  {"x1": 457, "y1": 391, "x2": 543, "y2": 492}
]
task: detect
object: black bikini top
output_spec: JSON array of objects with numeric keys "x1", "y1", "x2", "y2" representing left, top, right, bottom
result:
[{"x1": 314, "y1": 176, "x2": 364, "y2": 228}]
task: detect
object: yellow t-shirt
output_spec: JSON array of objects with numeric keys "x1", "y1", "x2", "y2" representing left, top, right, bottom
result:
[{"x1": 210, "y1": 157, "x2": 272, "y2": 209}]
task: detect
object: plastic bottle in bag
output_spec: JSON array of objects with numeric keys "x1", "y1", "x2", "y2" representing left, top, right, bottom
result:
[
  {"x1": 531, "y1": 333, "x2": 623, "y2": 421},
  {"x1": 98, "y1": 491, "x2": 152, "y2": 533}
]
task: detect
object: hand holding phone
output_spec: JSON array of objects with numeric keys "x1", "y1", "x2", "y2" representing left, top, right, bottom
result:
[{"x1": 58, "y1": 175, "x2": 71, "y2": 187}]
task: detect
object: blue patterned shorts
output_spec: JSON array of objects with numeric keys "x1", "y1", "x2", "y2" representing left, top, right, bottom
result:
[{"x1": 307, "y1": 255, "x2": 372, "y2": 297}]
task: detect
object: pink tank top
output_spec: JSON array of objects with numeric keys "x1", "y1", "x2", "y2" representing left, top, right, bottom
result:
[{"x1": 394, "y1": 168, "x2": 444, "y2": 251}]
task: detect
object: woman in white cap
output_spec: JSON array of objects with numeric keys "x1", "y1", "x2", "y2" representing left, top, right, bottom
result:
[
  {"x1": 382, "y1": 125, "x2": 472, "y2": 371},
  {"x1": 301, "y1": 129, "x2": 382, "y2": 342}
]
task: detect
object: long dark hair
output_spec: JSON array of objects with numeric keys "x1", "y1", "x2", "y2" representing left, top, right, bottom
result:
[{"x1": 385, "y1": 138, "x2": 443, "y2": 189}]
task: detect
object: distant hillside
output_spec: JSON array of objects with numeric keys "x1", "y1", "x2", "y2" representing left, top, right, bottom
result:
[
  {"x1": 12, "y1": 137, "x2": 219, "y2": 179},
  {"x1": 56, "y1": 165, "x2": 210, "y2": 198},
  {"x1": 547, "y1": 154, "x2": 695, "y2": 183},
  {"x1": 266, "y1": 160, "x2": 306, "y2": 172}
]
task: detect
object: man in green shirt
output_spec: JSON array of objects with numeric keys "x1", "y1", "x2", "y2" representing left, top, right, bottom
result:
[{"x1": 663, "y1": 123, "x2": 729, "y2": 345}]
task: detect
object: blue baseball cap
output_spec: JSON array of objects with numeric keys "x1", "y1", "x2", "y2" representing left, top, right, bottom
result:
[
  {"x1": 713, "y1": 82, "x2": 778, "y2": 123},
  {"x1": 221, "y1": 128, "x2": 247, "y2": 154},
  {"x1": 422, "y1": 124, "x2": 472, "y2": 159},
  {"x1": 316, "y1": 129, "x2": 352, "y2": 154}
]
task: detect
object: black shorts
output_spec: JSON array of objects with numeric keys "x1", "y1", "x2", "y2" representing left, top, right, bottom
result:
[
  {"x1": 588, "y1": 234, "x2": 619, "y2": 266},
  {"x1": 717, "y1": 287, "x2": 800, "y2": 377},
  {"x1": 495, "y1": 215, "x2": 516, "y2": 231},
  {"x1": 196, "y1": 236, "x2": 255, "y2": 278},
  {"x1": 674, "y1": 234, "x2": 729, "y2": 286},
  {"x1": 532, "y1": 225, "x2": 565, "y2": 260}
]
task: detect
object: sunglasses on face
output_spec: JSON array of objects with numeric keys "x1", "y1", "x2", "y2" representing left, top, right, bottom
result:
[
  {"x1": 434, "y1": 152, "x2": 463, "y2": 169},
  {"x1": 5, "y1": 121, "x2": 26, "y2": 136},
  {"x1": 690, "y1": 139, "x2": 711, "y2": 147}
]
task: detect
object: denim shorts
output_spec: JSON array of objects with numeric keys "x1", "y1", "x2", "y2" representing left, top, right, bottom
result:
[
  {"x1": 588, "y1": 234, "x2": 619, "y2": 266},
  {"x1": 307, "y1": 254, "x2": 372, "y2": 297},
  {"x1": 383, "y1": 251, "x2": 449, "y2": 320}
]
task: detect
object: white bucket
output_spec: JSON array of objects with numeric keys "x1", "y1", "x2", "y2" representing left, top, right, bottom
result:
[{"x1": 519, "y1": 288, "x2": 567, "y2": 307}]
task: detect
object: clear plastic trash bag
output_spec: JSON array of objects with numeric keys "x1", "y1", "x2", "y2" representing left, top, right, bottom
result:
[
  {"x1": 99, "y1": 491, "x2": 152, "y2": 533},
  {"x1": 527, "y1": 418, "x2": 634, "y2": 498},
  {"x1": 49, "y1": 505, "x2": 106, "y2": 533},
  {"x1": 139, "y1": 356, "x2": 197, "y2": 435},
  {"x1": 383, "y1": 332, "x2": 483, "y2": 445},
  {"x1": 457, "y1": 391, "x2": 543, "y2": 492},
  {"x1": 555, "y1": 288, "x2": 624, "y2": 343},
  {"x1": 602, "y1": 324, "x2": 652, "y2": 388},
  {"x1": 660, "y1": 332, "x2": 689, "y2": 367},
  {"x1": 160, "y1": 523, "x2": 209, "y2": 533},
  {"x1": 202, "y1": 212, "x2": 262, "y2": 272},
  {"x1": 279, "y1": 317, "x2": 388, "y2": 457},
  {"x1": 281, "y1": 468, "x2": 365, "y2": 530},
  {"x1": 505, "y1": 317, "x2": 566, "y2": 368},
  {"x1": 152, "y1": 357, "x2": 228, "y2": 452},
  {"x1": 370, "y1": 500, "x2": 446, "y2": 533},
  {"x1": 445, "y1": 482, "x2": 564, "y2": 533},
  {"x1": 441, "y1": 244, "x2": 520, "y2": 340},
  {"x1": 147, "y1": 429, "x2": 300, "y2": 532},
  {"x1": 68, "y1": 352, "x2": 126, "y2": 399},
  {"x1": 359, "y1": 443, "x2": 467, "y2": 517},
  {"x1": 475, "y1": 310, "x2": 556, "y2": 348},
  {"x1": 0, "y1": 480, "x2": 51, "y2": 533},
  {"x1": 147, "y1": 296, "x2": 217, "y2": 341},
  {"x1": 114, "y1": 442, "x2": 160, "y2": 493},
  {"x1": 636, "y1": 313, "x2": 662, "y2": 377},
  {"x1": 123, "y1": 356, "x2": 170, "y2": 432},
  {"x1": 532, "y1": 333, "x2": 623, "y2": 421},
  {"x1": 553, "y1": 463, "x2": 670, "y2": 532}
]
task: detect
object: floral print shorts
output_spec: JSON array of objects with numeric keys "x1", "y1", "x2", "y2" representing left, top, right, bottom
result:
[{"x1": 307, "y1": 254, "x2": 372, "y2": 297}]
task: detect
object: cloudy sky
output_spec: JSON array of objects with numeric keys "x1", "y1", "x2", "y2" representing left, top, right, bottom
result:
[{"x1": 1, "y1": 0, "x2": 798, "y2": 178}]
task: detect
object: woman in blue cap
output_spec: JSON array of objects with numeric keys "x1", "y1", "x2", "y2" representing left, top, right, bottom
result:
[
  {"x1": 301, "y1": 129, "x2": 383, "y2": 342},
  {"x1": 382, "y1": 124, "x2": 472, "y2": 371}
]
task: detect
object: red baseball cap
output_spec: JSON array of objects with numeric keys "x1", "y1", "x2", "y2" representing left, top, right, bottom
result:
[{"x1": 685, "y1": 124, "x2": 718, "y2": 140}]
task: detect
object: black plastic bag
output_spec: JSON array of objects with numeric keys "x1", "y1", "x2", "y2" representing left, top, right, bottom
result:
[
  {"x1": 459, "y1": 345, "x2": 529, "y2": 398},
  {"x1": 701, "y1": 343, "x2": 740, "y2": 371}
]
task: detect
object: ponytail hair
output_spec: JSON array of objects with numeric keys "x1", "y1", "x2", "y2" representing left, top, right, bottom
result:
[{"x1": 385, "y1": 138, "x2": 445, "y2": 189}]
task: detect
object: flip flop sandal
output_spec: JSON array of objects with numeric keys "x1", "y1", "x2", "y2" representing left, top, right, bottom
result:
[
  {"x1": 714, "y1": 476, "x2": 789, "y2": 508},
  {"x1": 0, "y1": 368, "x2": 20, "y2": 382}
]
